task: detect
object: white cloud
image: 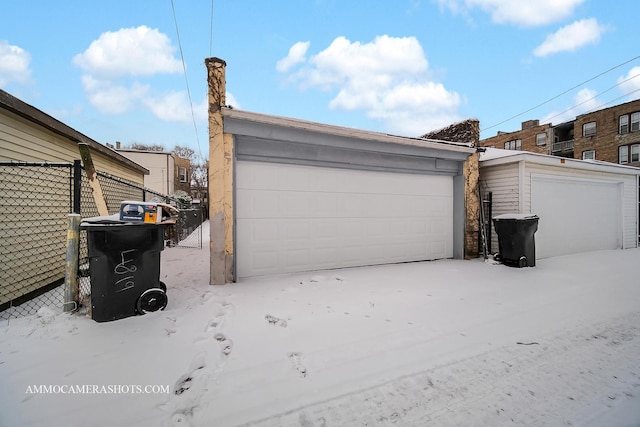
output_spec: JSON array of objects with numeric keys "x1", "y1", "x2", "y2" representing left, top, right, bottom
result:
[
  {"x1": 541, "y1": 88, "x2": 604, "y2": 124},
  {"x1": 276, "y1": 41, "x2": 310, "y2": 72},
  {"x1": 143, "y1": 91, "x2": 209, "y2": 123},
  {"x1": 143, "y1": 91, "x2": 239, "y2": 124},
  {"x1": 73, "y1": 26, "x2": 182, "y2": 79},
  {"x1": 437, "y1": 0, "x2": 585, "y2": 26},
  {"x1": 617, "y1": 66, "x2": 640, "y2": 100},
  {"x1": 534, "y1": 18, "x2": 606, "y2": 57},
  {"x1": 81, "y1": 75, "x2": 149, "y2": 114},
  {"x1": 0, "y1": 40, "x2": 32, "y2": 86},
  {"x1": 225, "y1": 92, "x2": 241, "y2": 109},
  {"x1": 279, "y1": 35, "x2": 459, "y2": 135},
  {"x1": 74, "y1": 26, "x2": 203, "y2": 124}
]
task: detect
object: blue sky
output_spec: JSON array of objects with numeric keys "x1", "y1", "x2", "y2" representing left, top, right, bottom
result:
[{"x1": 2, "y1": 0, "x2": 639, "y2": 160}]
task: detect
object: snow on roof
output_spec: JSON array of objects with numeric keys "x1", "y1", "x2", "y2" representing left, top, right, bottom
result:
[{"x1": 479, "y1": 147, "x2": 523, "y2": 161}]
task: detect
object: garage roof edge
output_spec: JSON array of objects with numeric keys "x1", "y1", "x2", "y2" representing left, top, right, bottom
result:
[
  {"x1": 222, "y1": 108, "x2": 476, "y2": 155},
  {"x1": 480, "y1": 149, "x2": 640, "y2": 176}
]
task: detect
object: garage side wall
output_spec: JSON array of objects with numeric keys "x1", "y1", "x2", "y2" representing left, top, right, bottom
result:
[{"x1": 479, "y1": 163, "x2": 520, "y2": 252}]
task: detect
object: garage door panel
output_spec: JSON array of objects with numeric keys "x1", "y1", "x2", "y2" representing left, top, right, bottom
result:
[
  {"x1": 532, "y1": 177, "x2": 620, "y2": 258},
  {"x1": 237, "y1": 161, "x2": 453, "y2": 277}
]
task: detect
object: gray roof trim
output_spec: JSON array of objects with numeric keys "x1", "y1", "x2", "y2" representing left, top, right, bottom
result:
[
  {"x1": 480, "y1": 149, "x2": 640, "y2": 176},
  {"x1": 0, "y1": 89, "x2": 148, "y2": 175},
  {"x1": 222, "y1": 108, "x2": 475, "y2": 161}
]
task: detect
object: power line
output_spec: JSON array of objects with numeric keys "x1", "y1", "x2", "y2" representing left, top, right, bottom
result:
[
  {"x1": 481, "y1": 54, "x2": 640, "y2": 133},
  {"x1": 543, "y1": 72, "x2": 640, "y2": 124},
  {"x1": 578, "y1": 87, "x2": 640, "y2": 116},
  {"x1": 210, "y1": 0, "x2": 214, "y2": 57},
  {"x1": 170, "y1": 0, "x2": 203, "y2": 160}
]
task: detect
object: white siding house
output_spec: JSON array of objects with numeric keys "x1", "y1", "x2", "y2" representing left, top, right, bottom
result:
[
  {"x1": 480, "y1": 148, "x2": 640, "y2": 259},
  {"x1": 0, "y1": 89, "x2": 148, "y2": 309},
  {"x1": 116, "y1": 149, "x2": 176, "y2": 195}
]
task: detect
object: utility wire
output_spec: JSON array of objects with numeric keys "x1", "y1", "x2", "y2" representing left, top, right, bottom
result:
[
  {"x1": 579, "y1": 87, "x2": 640, "y2": 116},
  {"x1": 210, "y1": 0, "x2": 215, "y2": 57},
  {"x1": 543, "y1": 72, "x2": 640, "y2": 124},
  {"x1": 170, "y1": 0, "x2": 203, "y2": 161},
  {"x1": 481, "y1": 54, "x2": 640, "y2": 133}
]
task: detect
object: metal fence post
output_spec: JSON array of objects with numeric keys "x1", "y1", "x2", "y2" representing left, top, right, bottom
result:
[
  {"x1": 63, "y1": 214, "x2": 81, "y2": 312},
  {"x1": 73, "y1": 160, "x2": 82, "y2": 214}
]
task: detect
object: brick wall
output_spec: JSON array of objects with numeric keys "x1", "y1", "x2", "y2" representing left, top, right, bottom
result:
[
  {"x1": 479, "y1": 122, "x2": 551, "y2": 155},
  {"x1": 422, "y1": 119, "x2": 480, "y2": 259},
  {"x1": 174, "y1": 156, "x2": 191, "y2": 193},
  {"x1": 574, "y1": 99, "x2": 640, "y2": 167}
]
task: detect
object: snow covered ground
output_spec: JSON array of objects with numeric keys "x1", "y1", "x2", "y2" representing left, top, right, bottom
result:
[{"x1": 1, "y1": 220, "x2": 640, "y2": 427}]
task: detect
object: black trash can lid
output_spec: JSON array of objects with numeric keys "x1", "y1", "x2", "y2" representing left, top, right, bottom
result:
[{"x1": 493, "y1": 213, "x2": 539, "y2": 220}]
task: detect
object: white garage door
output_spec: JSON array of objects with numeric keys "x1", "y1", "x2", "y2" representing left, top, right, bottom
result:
[
  {"x1": 236, "y1": 161, "x2": 453, "y2": 277},
  {"x1": 531, "y1": 176, "x2": 621, "y2": 258}
]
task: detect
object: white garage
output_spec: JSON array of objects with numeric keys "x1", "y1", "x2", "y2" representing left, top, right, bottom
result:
[
  {"x1": 531, "y1": 176, "x2": 621, "y2": 258},
  {"x1": 223, "y1": 109, "x2": 475, "y2": 279},
  {"x1": 480, "y1": 149, "x2": 640, "y2": 260}
]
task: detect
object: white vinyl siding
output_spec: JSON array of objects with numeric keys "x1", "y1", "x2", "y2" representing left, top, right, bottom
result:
[
  {"x1": 0, "y1": 107, "x2": 146, "y2": 307},
  {"x1": 479, "y1": 163, "x2": 520, "y2": 253},
  {"x1": 0, "y1": 110, "x2": 144, "y2": 184}
]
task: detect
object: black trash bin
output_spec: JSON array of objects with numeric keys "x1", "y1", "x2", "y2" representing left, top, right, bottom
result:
[
  {"x1": 83, "y1": 221, "x2": 168, "y2": 322},
  {"x1": 492, "y1": 214, "x2": 539, "y2": 268}
]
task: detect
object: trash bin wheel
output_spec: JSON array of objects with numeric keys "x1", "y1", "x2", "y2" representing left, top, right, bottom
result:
[
  {"x1": 136, "y1": 288, "x2": 168, "y2": 314},
  {"x1": 518, "y1": 256, "x2": 528, "y2": 268},
  {"x1": 159, "y1": 281, "x2": 167, "y2": 292}
]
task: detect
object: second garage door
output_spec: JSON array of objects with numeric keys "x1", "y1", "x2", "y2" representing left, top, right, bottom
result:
[
  {"x1": 531, "y1": 176, "x2": 621, "y2": 258},
  {"x1": 236, "y1": 161, "x2": 454, "y2": 278}
]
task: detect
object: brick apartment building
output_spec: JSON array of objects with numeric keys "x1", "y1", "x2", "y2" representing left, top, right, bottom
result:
[{"x1": 479, "y1": 99, "x2": 640, "y2": 168}]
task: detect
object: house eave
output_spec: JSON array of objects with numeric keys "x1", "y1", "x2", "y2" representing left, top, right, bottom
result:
[{"x1": 0, "y1": 89, "x2": 149, "y2": 175}]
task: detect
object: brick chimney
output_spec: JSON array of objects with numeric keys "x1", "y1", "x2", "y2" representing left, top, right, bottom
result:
[{"x1": 521, "y1": 120, "x2": 539, "y2": 130}]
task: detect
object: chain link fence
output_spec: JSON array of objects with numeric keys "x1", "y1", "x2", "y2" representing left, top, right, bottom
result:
[{"x1": 1, "y1": 161, "x2": 204, "y2": 321}]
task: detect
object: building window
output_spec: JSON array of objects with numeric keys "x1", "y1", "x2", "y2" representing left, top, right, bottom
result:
[
  {"x1": 535, "y1": 133, "x2": 546, "y2": 146},
  {"x1": 583, "y1": 122, "x2": 596, "y2": 137},
  {"x1": 620, "y1": 115, "x2": 629, "y2": 134},
  {"x1": 618, "y1": 112, "x2": 640, "y2": 134},
  {"x1": 619, "y1": 146, "x2": 629, "y2": 164},
  {"x1": 632, "y1": 112, "x2": 640, "y2": 132},
  {"x1": 179, "y1": 167, "x2": 187, "y2": 183},
  {"x1": 504, "y1": 139, "x2": 522, "y2": 150},
  {"x1": 582, "y1": 150, "x2": 595, "y2": 160},
  {"x1": 619, "y1": 144, "x2": 640, "y2": 164}
]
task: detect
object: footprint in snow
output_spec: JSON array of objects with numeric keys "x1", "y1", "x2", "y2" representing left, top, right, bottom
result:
[
  {"x1": 288, "y1": 352, "x2": 308, "y2": 378},
  {"x1": 214, "y1": 333, "x2": 233, "y2": 356},
  {"x1": 173, "y1": 353, "x2": 207, "y2": 395},
  {"x1": 265, "y1": 314, "x2": 288, "y2": 327}
]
